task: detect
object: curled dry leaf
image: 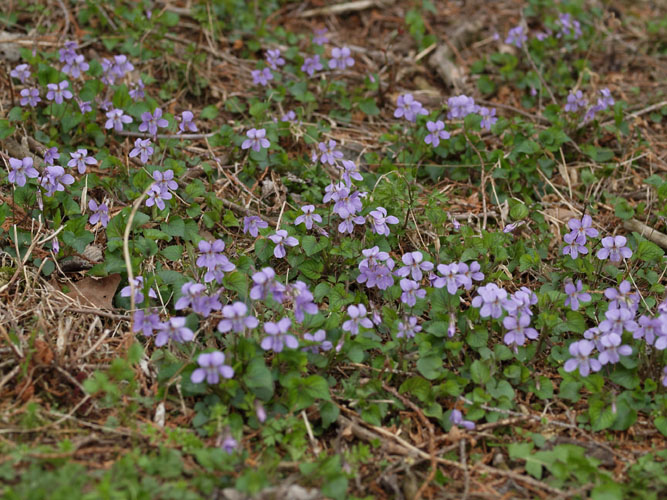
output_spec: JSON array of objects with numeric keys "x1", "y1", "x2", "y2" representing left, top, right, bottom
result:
[{"x1": 64, "y1": 273, "x2": 121, "y2": 309}]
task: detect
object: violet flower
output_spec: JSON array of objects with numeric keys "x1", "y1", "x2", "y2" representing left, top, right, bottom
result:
[
  {"x1": 400, "y1": 279, "x2": 426, "y2": 307},
  {"x1": 396, "y1": 251, "x2": 434, "y2": 281},
  {"x1": 10, "y1": 63, "x2": 31, "y2": 83},
  {"x1": 155, "y1": 317, "x2": 194, "y2": 347},
  {"x1": 450, "y1": 409, "x2": 475, "y2": 430},
  {"x1": 88, "y1": 199, "x2": 110, "y2": 227},
  {"x1": 472, "y1": 283, "x2": 509, "y2": 319},
  {"x1": 62, "y1": 54, "x2": 89, "y2": 78},
  {"x1": 44, "y1": 147, "x2": 59, "y2": 166},
  {"x1": 41, "y1": 166, "x2": 74, "y2": 196},
  {"x1": 634, "y1": 315, "x2": 662, "y2": 345},
  {"x1": 343, "y1": 304, "x2": 373, "y2": 336},
  {"x1": 139, "y1": 108, "x2": 168, "y2": 136},
  {"x1": 302, "y1": 329, "x2": 333, "y2": 354},
  {"x1": 265, "y1": 49, "x2": 285, "y2": 69},
  {"x1": 424, "y1": 120, "x2": 450, "y2": 147},
  {"x1": 217, "y1": 302, "x2": 259, "y2": 333},
  {"x1": 432, "y1": 263, "x2": 461, "y2": 294},
  {"x1": 564, "y1": 280, "x2": 591, "y2": 311},
  {"x1": 567, "y1": 215, "x2": 598, "y2": 244},
  {"x1": 318, "y1": 139, "x2": 343, "y2": 165},
  {"x1": 129, "y1": 138, "x2": 154, "y2": 164},
  {"x1": 503, "y1": 313, "x2": 539, "y2": 348},
  {"x1": 133, "y1": 309, "x2": 161, "y2": 337},
  {"x1": 242, "y1": 128, "x2": 270, "y2": 152},
  {"x1": 478, "y1": 107, "x2": 498, "y2": 130},
  {"x1": 261, "y1": 317, "x2": 298, "y2": 353},
  {"x1": 67, "y1": 149, "x2": 97, "y2": 175},
  {"x1": 397, "y1": 316, "x2": 421, "y2": 339},
  {"x1": 447, "y1": 95, "x2": 477, "y2": 119},
  {"x1": 599, "y1": 307, "x2": 638, "y2": 335},
  {"x1": 394, "y1": 93, "x2": 428, "y2": 122},
  {"x1": 301, "y1": 55, "x2": 323, "y2": 76},
  {"x1": 178, "y1": 110, "x2": 198, "y2": 133},
  {"x1": 251, "y1": 67, "x2": 273, "y2": 86},
  {"x1": 145, "y1": 183, "x2": 171, "y2": 211},
  {"x1": 337, "y1": 208, "x2": 365, "y2": 234},
  {"x1": 598, "y1": 333, "x2": 632, "y2": 365},
  {"x1": 120, "y1": 276, "x2": 158, "y2": 304},
  {"x1": 46, "y1": 81, "x2": 73, "y2": 104},
  {"x1": 505, "y1": 25, "x2": 527, "y2": 48},
  {"x1": 250, "y1": 267, "x2": 285, "y2": 302},
  {"x1": 243, "y1": 216, "x2": 268, "y2": 237},
  {"x1": 604, "y1": 280, "x2": 638, "y2": 311},
  {"x1": 562, "y1": 232, "x2": 588, "y2": 259},
  {"x1": 329, "y1": 46, "x2": 354, "y2": 70},
  {"x1": 294, "y1": 205, "x2": 322, "y2": 230},
  {"x1": 105, "y1": 108, "x2": 133, "y2": 132},
  {"x1": 596, "y1": 235, "x2": 632, "y2": 262},
  {"x1": 564, "y1": 90, "x2": 587, "y2": 113},
  {"x1": 20, "y1": 88, "x2": 41, "y2": 107},
  {"x1": 456, "y1": 261, "x2": 484, "y2": 290},
  {"x1": 8, "y1": 157, "x2": 39, "y2": 187},
  {"x1": 269, "y1": 229, "x2": 298, "y2": 258},
  {"x1": 564, "y1": 340, "x2": 601, "y2": 377},
  {"x1": 368, "y1": 207, "x2": 399, "y2": 236},
  {"x1": 191, "y1": 351, "x2": 234, "y2": 384},
  {"x1": 313, "y1": 27, "x2": 328, "y2": 45}
]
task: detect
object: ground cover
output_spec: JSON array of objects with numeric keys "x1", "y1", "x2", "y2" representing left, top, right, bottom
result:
[{"x1": 1, "y1": 0, "x2": 666, "y2": 498}]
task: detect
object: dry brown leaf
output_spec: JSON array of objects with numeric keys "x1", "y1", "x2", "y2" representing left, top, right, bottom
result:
[
  {"x1": 65, "y1": 273, "x2": 121, "y2": 309},
  {"x1": 34, "y1": 338, "x2": 54, "y2": 365}
]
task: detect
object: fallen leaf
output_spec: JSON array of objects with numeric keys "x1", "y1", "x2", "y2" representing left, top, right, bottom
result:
[
  {"x1": 34, "y1": 338, "x2": 54, "y2": 365},
  {"x1": 65, "y1": 273, "x2": 121, "y2": 309}
]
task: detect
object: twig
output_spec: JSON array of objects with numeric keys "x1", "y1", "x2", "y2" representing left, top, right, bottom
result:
[
  {"x1": 299, "y1": 0, "x2": 394, "y2": 18},
  {"x1": 117, "y1": 130, "x2": 217, "y2": 140},
  {"x1": 623, "y1": 218, "x2": 667, "y2": 249}
]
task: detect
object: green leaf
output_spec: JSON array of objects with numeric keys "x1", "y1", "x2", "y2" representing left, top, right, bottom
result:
[
  {"x1": 654, "y1": 416, "x2": 667, "y2": 437},
  {"x1": 399, "y1": 377, "x2": 432, "y2": 402},
  {"x1": 254, "y1": 238, "x2": 273, "y2": 262},
  {"x1": 320, "y1": 401, "x2": 340, "y2": 429},
  {"x1": 358, "y1": 97, "x2": 380, "y2": 116},
  {"x1": 244, "y1": 357, "x2": 274, "y2": 401},
  {"x1": 470, "y1": 360, "x2": 491, "y2": 384},
  {"x1": 160, "y1": 245, "x2": 183, "y2": 261},
  {"x1": 417, "y1": 355, "x2": 443, "y2": 380},
  {"x1": 222, "y1": 271, "x2": 248, "y2": 297},
  {"x1": 0, "y1": 119, "x2": 15, "y2": 139},
  {"x1": 200, "y1": 105, "x2": 219, "y2": 120},
  {"x1": 515, "y1": 139, "x2": 541, "y2": 155},
  {"x1": 635, "y1": 239, "x2": 664, "y2": 262}
]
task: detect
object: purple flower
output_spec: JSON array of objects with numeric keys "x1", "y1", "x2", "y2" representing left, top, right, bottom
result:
[
  {"x1": 8, "y1": 157, "x2": 39, "y2": 187},
  {"x1": 67, "y1": 149, "x2": 97, "y2": 175},
  {"x1": 662, "y1": 367, "x2": 667, "y2": 388},
  {"x1": 396, "y1": 252, "x2": 434, "y2": 281},
  {"x1": 191, "y1": 351, "x2": 234, "y2": 384},
  {"x1": 394, "y1": 93, "x2": 428, "y2": 122},
  {"x1": 329, "y1": 46, "x2": 354, "y2": 70},
  {"x1": 40, "y1": 165, "x2": 75, "y2": 196},
  {"x1": 266, "y1": 49, "x2": 285, "y2": 70},
  {"x1": 447, "y1": 313, "x2": 456, "y2": 338},
  {"x1": 564, "y1": 90, "x2": 587, "y2": 113},
  {"x1": 397, "y1": 316, "x2": 422, "y2": 339},
  {"x1": 221, "y1": 435, "x2": 238, "y2": 454},
  {"x1": 77, "y1": 99, "x2": 92, "y2": 114},
  {"x1": 20, "y1": 88, "x2": 41, "y2": 107},
  {"x1": 343, "y1": 304, "x2": 373, "y2": 335},
  {"x1": 243, "y1": 216, "x2": 268, "y2": 237},
  {"x1": 557, "y1": 13, "x2": 582, "y2": 39},
  {"x1": 447, "y1": 95, "x2": 477, "y2": 119},
  {"x1": 597, "y1": 235, "x2": 632, "y2": 262},
  {"x1": 129, "y1": 79, "x2": 145, "y2": 101},
  {"x1": 59, "y1": 41, "x2": 78, "y2": 64},
  {"x1": 255, "y1": 400, "x2": 267, "y2": 423},
  {"x1": 456, "y1": 261, "x2": 484, "y2": 290},
  {"x1": 281, "y1": 110, "x2": 296, "y2": 122},
  {"x1": 604, "y1": 280, "x2": 639, "y2": 311},
  {"x1": 564, "y1": 280, "x2": 591, "y2": 311},
  {"x1": 44, "y1": 147, "x2": 59, "y2": 166},
  {"x1": 129, "y1": 138, "x2": 154, "y2": 164},
  {"x1": 261, "y1": 317, "x2": 298, "y2": 353},
  {"x1": 10, "y1": 63, "x2": 31, "y2": 83},
  {"x1": 598, "y1": 333, "x2": 632, "y2": 365},
  {"x1": 290, "y1": 281, "x2": 318, "y2": 323},
  {"x1": 120, "y1": 276, "x2": 158, "y2": 304},
  {"x1": 301, "y1": 55, "x2": 323, "y2": 76},
  {"x1": 133, "y1": 309, "x2": 161, "y2": 337},
  {"x1": 424, "y1": 120, "x2": 450, "y2": 147},
  {"x1": 269, "y1": 229, "x2": 298, "y2": 258},
  {"x1": 357, "y1": 251, "x2": 395, "y2": 291},
  {"x1": 584, "y1": 326, "x2": 604, "y2": 351},
  {"x1": 505, "y1": 25, "x2": 527, "y2": 48},
  {"x1": 196, "y1": 239, "x2": 235, "y2": 276},
  {"x1": 46, "y1": 81, "x2": 73, "y2": 104},
  {"x1": 332, "y1": 187, "x2": 364, "y2": 216},
  {"x1": 503, "y1": 313, "x2": 539, "y2": 348},
  {"x1": 294, "y1": 205, "x2": 322, "y2": 230},
  {"x1": 472, "y1": 283, "x2": 510, "y2": 319},
  {"x1": 155, "y1": 317, "x2": 194, "y2": 347},
  {"x1": 562, "y1": 232, "x2": 588, "y2": 260},
  {"x1": 139, "y1": 108, "x2": 169, "y2": 136},
  {"x1": 111, "y1": 54, "x2": 134, "y2": 79},
  {"x1": 510, "y1": 287, "x2": 538, "y2": 316},
  {"x1": 88, "y1": 199, "x2": 109, "y2": 227},
  {"x1": 567, "y1": 215, "x2": 599, "y2": 244},
  {"x1": 313, "y1": 27, "x2": 328, "y2": 45},
  {"x1": 400, "y1": 279, "x2": 426, "y2": 307},
  {"x1": 450, "y1": 409, "x2": 475, "y2": 430},
  {"x1": 62, "y1": 54, "x2": 89, "y2": 78},
  {"x1": 597, "y1": 88, "x2": 614, "y2": 111},
  {"x1": 218, "y1": 302, "x2": 259, "y2": 333},
  {"x1": 153, "y1": 169, "x2": 178, "y2": 193},
  {"x1": 105, "y1": 108, "x2": 133, "y2": 132},
  {"x1": 368, "y1": 207, "x2": 399, "y2": 236},
  {"x1": 178, "y1": 110, "x2": 198, "y2": 133},
  {"x1": 337, "y1": 208, "x2": 365, "y2": 234},
  {"x1": 242, "y1": 128, "x2": 270, "y2": 152},
  {"x1": 433, "y1": 263, "x2": 461, "y2": 294},
  {"x1": 339, "y1": 159, "x2": 363, "y2": 186},
  {"x1": 564, "y1": 340, "x2": 601, "y2": 377},
  {"x1": 478, "y1": 107, "x2": 497, "y2": 130},
  {"x1": 175, "y1": 282, "x2": 206, "y2": 310},
  {"x1": 302, "y1": 329, "x2": 333, "y2": 354},
  {"x1": 599, "y1": 307, "x2": 638, "y2": 335},
  {"x1": 318, "y1": 139, "x2": 343, "y2": 165},
  {"x1": 251, "y1": 67, "x2": 273, "y2": 86},
  {"x1": 145, "y1": 183, "x2": 171, "y2": 211},
  {"x1": 250, "y1": 267, "x2": 285, "y2": 302},
  {"x1": 634, "y1": 315, "x2": 662, "y2": 345}
]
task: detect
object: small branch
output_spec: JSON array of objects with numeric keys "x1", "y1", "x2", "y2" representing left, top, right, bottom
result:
[
  {"x1": 299, "y1": 0, "x2": 394, "y2": 18},
  {"x1": 623, "y1": 218, "x2": 667, "y2": 250},
  {"x1": 116, "y1": 130, "x2": 217, "y2": 140}
]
